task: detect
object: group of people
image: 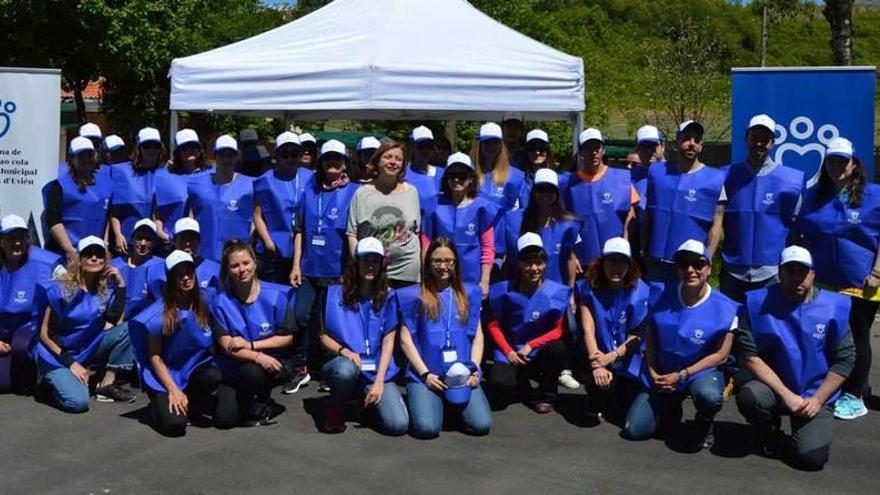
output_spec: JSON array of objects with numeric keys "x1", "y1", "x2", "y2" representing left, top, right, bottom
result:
[{"x1": 0, "y1": 113, "x2": 877, "y2": 472}]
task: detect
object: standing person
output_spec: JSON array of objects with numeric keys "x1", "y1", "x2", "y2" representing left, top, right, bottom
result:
[
  {"x1": 347, "y1": 140, "x2": 421, "y2": 288},
  {"x1": 565, "y1": 128, "x2": 638, "y2": 268},
  {"x1": 736, "y1": 246, "x2": 854, "y2": 471},
  {"x1": 129, "y1": 250, "x2": 224, "y2": 436},
  {"x1": 43, "y1": 137, "x2": 112, "y2": 262},
  {"x1": 641, "y1": 121, "x2": 726, "y2": 283},
  {"x1": 110, "y1": 219, "x2": 163, "y2": 321},
  {"x1": 146, "y1": 218, "x2": 221, "y2": 303},
  {"x1": 78, "y1": 123, "x2": 106, "y2": 168},
  {"x1": 298, "y1": 133, "x2": 318, "y2": 170},
  {"x1": 102, "y1": 135, "x2": 128, "y2": 166},
  {"x1": 622, "y1": 240, "x2": 737, "y2": 449},
  {"x1": 797, "y1": 137, "x2": 880, "y2": 420},
  {"x1": 186, "y1": 135, "x2": 255, "y2": 262},
  {"x1": 577, "y1": 238, "x2": 648, "y2": 420},
  {"x1": 502, "y1": 113, "x2": 528, "y2": 170},
  {"x1": 630, "y1": 125, "x2": 665, "y2": 255},
  {"x1": 397, "y1": 237, "x2": 491, "y2": 438},
  {"x1": 253, "y1": 131, "x2": 313, "y2": 284},
  {"x1": 321, "y1": 237, "x2": 409, "y2": 435},
  {"x1": 211, "y1": 240, "x2": 297, "y2": 427},
  {"x1": 109, "y1": 127, "x2": 164, "y2": 256},
  {"x1": 237, "y1": 128, "x2": 271, "y2": 178},
  {"x1": 155, "y1": 129, "x2": 208, "y2": 248},
  {"x1": 405, "y1": 126, "x2": 442, "y2": 216},
  {"x1": 516, "y1": 129, "x2": 567, "y2": 210},
  {"x1": 352, "y1": 136, "x2": 380, "y2": 183},
  {"x1": 421, "y1": 152, "x2": 497, "y2": 296},
  {"x1": 290, "y1": 140, "x2": 361, "y2": 390},
  {"x1": 486, "y1": 234, "x2": 571, "y2": 413},
  {"x1": 34, "y1": 236, "x2": 136, "y2": 412},
  {"x1": 0, "y1": 215, "x2": 63, "y2": 394},
  {"x1": 721, "y1": 114, "x2": 804, "y2": 303}
]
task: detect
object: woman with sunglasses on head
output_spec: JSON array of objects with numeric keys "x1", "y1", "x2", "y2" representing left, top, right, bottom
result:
[
  {"x1": 34, "y1": 236, "x2": 136, "y2": 412},
  {"x1": 211, "y1": 240, "x2": 297, "y2": 427},
  {"x1": 797, "y1": 137, "x2": 880, "y2": 421},
  {"x1": 321, "y1": 237, "x2": 408, "y2": 435},
  {"x1": 129, "y1": 250, "x2": 223, "y2": 436},
  {"x1": 397, "y1": 237, "x2": 491, "y2": 438},
  {"x1": 421, "y1": 152, "x2": 497, "y2": 298},
  {"x1": 154, "y1": 129, "x2": 209, "y2": 248},
  {"x1": 253, "y1": 132, "x2": 313, "y2": 284}
]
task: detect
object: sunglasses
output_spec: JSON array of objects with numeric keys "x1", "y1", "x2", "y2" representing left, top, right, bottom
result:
[
  {"x1": 675, "y1": 258, "x2": 709, "y2": 271},
  {"x1": 446, "y1": 172, "x2": 470, "y2": 182},
  {"x1": 526, "y1": 144, "x2": 549, "y2": 153}
]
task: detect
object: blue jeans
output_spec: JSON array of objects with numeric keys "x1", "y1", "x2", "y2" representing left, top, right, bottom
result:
[
  {"x1": 293, "y1": 277, "x2": 334, "y2": 370},
  {"x1": 406, "y1": 380, "x2": 492, "y2": 439},
  {"x1": 321, "y1": 356, "x2": 409, "y2": 436},
  {"x1": 622, "y1": 369, "x2": 724, "y2": 441},
  {"x1": 38, "y1": 323, "x2": 135, "y2": 413}
]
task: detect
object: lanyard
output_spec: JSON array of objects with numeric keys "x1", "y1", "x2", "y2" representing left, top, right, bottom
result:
[
  {"x1": 316, "y1": 190, "x2": 330, "y2": 233},
  {"x1": 442, "y1": 289, "x2": 455, "y2": 349},
  {"x1": 609, "y1": 290, "x2": 627, "y2": 345},
  {"x1": 359, "y1": 299, "x2": 373, "y2": 355}
]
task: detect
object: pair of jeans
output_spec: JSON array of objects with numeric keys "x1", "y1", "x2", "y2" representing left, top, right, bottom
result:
[
  {"x1": 844, "y1": 297, "x2": 879, "y2": 398},
  {"x1": 0, "y1": 324, "x2": 36, "y2": 393},
  {"x1": 321, "y1": 356, "x2": 409, "y2": 436},
  {"x1": 622, "y1": 369, "x2": 724, "y2": 440},
  {"x1": 147, "y1": 364, "x2": 223, "y2": 437},
  {"x1": 38, "y1": 322, "x2": 135, "y2": 413},
  {"x1": 718, "y1": 268, "x2": 777, "y2": 304},
  {"x1": 215, "y1": 358, "x2": 294, "y2": 428},
  {"x1": 293, "y1": 277, "x2": 333, "y2": 371},
  {"x1": 406, "y1": 380, "x2": 492, "y2": 439},
  {"x1": 487, "y1": 339, "x2": 568, "y2": 404}
]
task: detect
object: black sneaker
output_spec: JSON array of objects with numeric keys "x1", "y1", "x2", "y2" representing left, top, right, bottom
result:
[
  {"x1": 694, "y1": 419, "x2": 714, "y2": 450},
  {"x1": 95, "y1": 383, "x2": 136, "y2": 403},
  {"x1": 281, "y1": 370, "x2": 311, "y2": 395}
]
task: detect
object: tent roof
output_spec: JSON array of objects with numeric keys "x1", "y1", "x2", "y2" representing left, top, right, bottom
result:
[{"x1": 169, "y1": 0, "x2": 584, "y2": 121}]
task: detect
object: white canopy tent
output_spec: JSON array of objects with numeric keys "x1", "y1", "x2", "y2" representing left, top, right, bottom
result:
[{"x1": 169, "y1": 0, "x2": 584, "y2": 142}]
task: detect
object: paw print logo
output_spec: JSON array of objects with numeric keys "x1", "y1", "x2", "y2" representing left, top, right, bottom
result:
[
  {"x1": 601, "y1": 191, "x2": 614, "y2": 204},
  {"x1": 773, "y1": 116, "x2": 840, "y2": 183},
  {"x1": 530, "y1": 310, "x2": 541, "y2": 321},
  {"x1": 466, "y1": 222, "x2": 476, "y2": 236},
  {"x1": 227, "y1": 199, "x2": 239, "y2": 212},
  {"x1": 0, "y1": 99, "x2": 17, "y2": 139}
]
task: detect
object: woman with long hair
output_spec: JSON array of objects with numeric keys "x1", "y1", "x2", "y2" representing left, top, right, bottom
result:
[
  {"x1": 129, "y1": 250, "x2": 223, "y2": 436},
  {"x1": 351, "y1": 136, "x2": 380, "y2": 183},
  {"x1": 516, "y1": 130, "x2": 566, "y2": 209},
  {"x1": 397, "y1": 237, "x2": 491, "y2": 438},
  {"x1": 320, "y1": 237, "x2": 408, "y2": 435},
  {"x1": 798, "y1": 138, "x2": 880, "y2": 421},
  {"x1": 155, "y1": 129, "x2": 209, "y2": 247},
  {"x1": 34, "y1": 236, "x2": 136, "y2": 412}
]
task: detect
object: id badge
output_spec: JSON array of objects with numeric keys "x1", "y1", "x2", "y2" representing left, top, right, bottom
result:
[
  {"x1": 311, "y1": 235, "x2": 326, "y2": 247},
  {"x1": 361, "y1": 356, "x2": 377, "y2": 372},
  {"x1": 442, "y1": 349, "x2": 458, "y2": 364}
]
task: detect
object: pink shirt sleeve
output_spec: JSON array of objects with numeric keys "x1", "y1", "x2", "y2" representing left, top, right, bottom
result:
[{"x1": 480, "y1": 226, "x2": 495, "y2": 264}]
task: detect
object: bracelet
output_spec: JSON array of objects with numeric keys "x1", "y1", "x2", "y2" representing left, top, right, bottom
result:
[
  {"x1": 420, "y1": 370, "x2": 431, "y2": 381},
  {"x1": 337, "y1": 346, "x2": 346, "y2": 356},
  {"x1": 250, "y1": 341, "x2": 255, "y2": 351}
]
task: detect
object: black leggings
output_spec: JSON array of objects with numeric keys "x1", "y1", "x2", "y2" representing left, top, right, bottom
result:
[
  {"x1": 147, "y1": 364, "x2": 223, "y2": 437},
  {"x1": 488, "y1": 340, "x2": 569, "y2": 403},
  {"x1": 215, "y1": 361, "x2": 294, "y2": 428},
  {"x1": 844, "y1": 297, "x2": 879, "y2": 398}
]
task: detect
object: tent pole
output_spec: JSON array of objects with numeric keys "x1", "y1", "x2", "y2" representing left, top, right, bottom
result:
[
  {"x1": 169, "y1": 110, "x2": 179, "y2": 153},
  {"x1": 445, "y1": 120, "x2": 458, "y2": 150},
  {"x1": 571, "y1": 112, "x2": 584, "y2": 151}
]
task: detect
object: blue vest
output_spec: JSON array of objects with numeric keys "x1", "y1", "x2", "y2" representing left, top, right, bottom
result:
[
  {"x1": 745, "y1": 285, "x2": 850, "y2": 403},
  {"x1": 478, "y1": 167, "x2": 525, "y2": 255},
  {"x1": 564, "y1": 167, "x2": 632, "y2": 264},
  {"x1": 395, "y1": 283, "x2": 482, "y2": 381},
  {"x1": 643, "y1": 284, "x2": 737, "y2": 389},
  {"x1": 187, "y1": 173, "x2": 255, "y2": 262},
  {"x1": 110, "y1": 162, "x2": 158, "y2": 241},
  {"x1": 129, "y1": 300, "x2": 215, "y2": 393},
  {"x1": 488, "y1": 279, "x2": 571, "y2": 363},
  {"x1": 34, "y1": 281, "x2": 116, "y2": 370},
  {"x1": 154, "y1": 167, "x2": 204, "y2": 239},
  {"x1": 798, "y1": 184, "x2": 880, "y2": 288},
  {"x1": 145, "y1": 257, "x2": 220, "y2": 305},
  {"x1": 424, "y1": 195, "x2": 498, "y2": 284},
  {"x1": 111, "y1": 256, "x2": 164, "y2": 320},
  {"x1": 646, "y1": 162, "x2": 726, "y2": 261},
  {"x1": 209, "y1": 282, "x2": 295, "y2": 375},
  {"x1": 504, "y1": 209, "x2": 581, "y2": 284},
  {"x1": 722, "y1": 162, "x2": 803, "y2": 267},
  {"x1": 299, "y1": 179, "x2": 361, "y2": 278},
  {"x1": 323, "y1": 285, "x2": 400, "y2": 383},
  {"x1": 576, "y1": 278, "x2": 649, "y2": 354},
  {"x1": 253, "y1": 167, "x2": 313, "y2": 258},
  {"x1": 632, "y1": 166, "x2": 649, "y2": 211},
  {"x1": 405, "y1": 166, "x2": 442, "y2": 217},
  {"x1": 0, "y1": 247, "x2": 61, "y2": 338},
  {"x1": 52, "y1": 171, "x2": 113, "y2": 246}
]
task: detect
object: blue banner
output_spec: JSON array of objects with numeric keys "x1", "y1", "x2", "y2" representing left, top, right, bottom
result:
[{"x1": 731, "y1": 67, "x2": 875, "y2": 183}]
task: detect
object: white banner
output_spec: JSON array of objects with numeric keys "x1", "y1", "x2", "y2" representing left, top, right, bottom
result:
[{"x1": 0, "y1": 67, "x2": 61, "y2": 245}]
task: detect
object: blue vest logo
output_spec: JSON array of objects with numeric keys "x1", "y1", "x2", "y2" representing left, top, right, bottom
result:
[
  {"x1": 98, "y1": 303, "x2": 107, "y2": 313},
  {"x1": 847, "y1": 210, "x2": 862, "y2": 225},
  {"x1": 199, "y1": 280, "x2": 208, "y2": 288},
  {"x1": 772, "y1": 116, "x2": 840, "y2": 184},
  {"x1": 141, "y1": 283, "x2": 149, "y2": 295},
  {"x1": 530, "y1": 310, "x2": 541, "y2": 321},
  {"x1": 812, "y1": 323, "x2": 827, "y2": 340},
  {"x1": 0, "y1": 99, "x2": 17, "y2": 139},
  {"x1": 618, "y1": 310, "x2": 627, "y2": 324},
  {"x1": 14, "y1": 290, "x2": 27, "y2": 304},
  {"x1": 601, "y1": 191, "x2": 614, "y2": 204},
  {"x1": 495, "y1": 186, "x2": 504, "y2": 197},
  {"x1": 690, "y1": 328, "x2": 705, "y2": 344},
  {"x1": 466, "y1": 222, "x2": 476, "y2": 236},
  {"x1": 762, "y1": 192, "x2": 775, "y2": 206},
  {"x1": 227, "y1": 199, "x2": 239, "y2": 212},
  {"x1": 685, "y1": 189, "x2": 698, "y2": 202},
  {"x1": 202, "y1": 326, "x2": 212, "y2": 337},
  {"x1": 328, "y1": 207, "x2": 339, "y2": 220},
  {"x1": 259, "y1": 321, "x2": 272, "y2": 336}
]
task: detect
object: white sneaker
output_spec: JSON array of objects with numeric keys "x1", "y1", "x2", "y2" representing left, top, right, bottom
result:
[{"x1": 558, "y1": 369, "x2": 581, "y2": 389}]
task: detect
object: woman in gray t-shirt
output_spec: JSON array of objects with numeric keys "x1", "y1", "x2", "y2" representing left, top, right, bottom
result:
[{"x1": 347, "y1": 141, "x2": 421, "y2": 286}]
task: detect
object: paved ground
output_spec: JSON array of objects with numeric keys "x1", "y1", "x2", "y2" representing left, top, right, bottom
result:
[{"x1": 3, "y1": 327, "x2": 879, "y2": 495}]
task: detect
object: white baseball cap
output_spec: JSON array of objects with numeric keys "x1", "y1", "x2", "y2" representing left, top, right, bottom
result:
[
  {"x1": 478, "y1": 122, "x2": 503, "y2": 141},
  {"x1": 298, "y1": 133, "x2": 317, "y2": 145},
  {"x1": 602, "y1": 237, "x2": 632, "y2": 258},
  {"x1": 826, "y1": 137, "x2": 853, "y2": 159},
  {"x1": 636, "y1": 125, "x2": 661, "y2": 144},
  {"x1": 0, "y1": 214, "x2": 28, "y2": 234},
  {"x1": 320, "y1": 139, "x2": 347, "y2": 157},
  {"x1": 411, "y1": 126, "x2": 434, "y2": 143},
  {"x1": 517, "y1": 232, "x2": 544, "y2": 253},
  {"x1": 79, "y1": 123, "x2": 102, "y2": 139},
  {"x1": 132, "y1": 218, "x2": 158, "y2": 235},
  {"x1": 445, "y1": 152, "x2": 474, "y2": 170},
  {"x1": 503, "y1": 112, "x2": 524, "y2": 123},
  {"x1": 578, "y1": 128, "x2": 604, "y2": 146},
  {"x1": 677, "y1": 120, "x2": 705, "y2": 137},
  {"x1": 137, "y1": 127, "x2": 161, "y2": 145},
  {"x1": 534, "y1": 168, "x2": 558, "y2": 188},
  {"x1": 77, "y1": 235, "x2": 106, "y2": 253},
  {"x1": 748, "y1": 114, "x2": 776, "y2": 133},
  {"x1": 356, "y1": 136, "x2": 381, "y2": 151},
  {"x1": 674, "y1": 239, "x2": 710, "y2": 260},
  {"x1": 175, "y1": 129, "x2": 200, "y2": 147},
  {"x1": 165, "y1": 250, "x2": 195, "y2": 272},
  {"x1": 174, "y1": 217, "x2": 200, "y2": 236},
  {"x1": 69, "y1": 136, "x2": 95, "y2": 154},
  {"x1": 275, "y1": 131, "x2": 301, "y2": 150},
  {"x1": 356, "y1": 237, "x2": 385, "y2": 257},
  {"x1": 526, "y1": 129, "x2": 549, "y2": 144},
  {"x1": 103, "y1": 135, "x2": 125, "y2": 151},
  {"x1": 214, "y1": 135, "x2": 238, "y2": 152},
  {"x1": 779, "y1": 245, "x2": 813, "y2": 268}
]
